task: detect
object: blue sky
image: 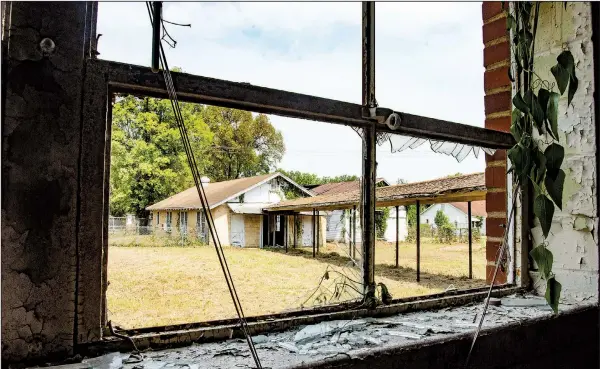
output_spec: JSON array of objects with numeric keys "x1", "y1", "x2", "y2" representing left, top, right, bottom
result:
[{"x1": 97, "y1": 2, "x2": 486, "y2": 183}]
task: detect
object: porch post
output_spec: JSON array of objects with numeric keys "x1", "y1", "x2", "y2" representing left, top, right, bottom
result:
[
  {"x1": 312, "y1": 208, "x2": 316, "y2": 258},
  {"x1": 352, "y1": 205, "x2": 357, "y2": 259},
  {"x1": 416, "y1": 200, "x2": 421, "y2": 282},
  {"x1": 294, "y1": 214, "x2": 298, "y2": 249},
  {"x1": 468, "y1": 201, "x2": 473, "y2": 279},
  {"x1": 285, "y1": 215, "x2": 288, "y2": 253},
  {"x1": 395, "y1": 205, "x2": 399, "y2": 268},
  {"x1": 272, "y1": 215, "x2": 276, "y2": 247}
]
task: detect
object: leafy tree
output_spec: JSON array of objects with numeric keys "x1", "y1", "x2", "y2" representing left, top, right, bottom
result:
[
  {"x1": 277, "y1": 169, "x2": 359, "y2": 186},
  {"x1": 445, "y1": 172, "x2": 463, "y2": 178},
  {"x1": 109, "y1": 93, "x2": 285, "y2": 217},
  {"x1": 434, "y1": 209, "x2": 450, "y2": 228}
]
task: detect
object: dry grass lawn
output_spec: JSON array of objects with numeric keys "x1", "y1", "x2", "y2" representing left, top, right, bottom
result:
[{"x1": 107, "y1": 237, "x2": 486, "y2": 328}]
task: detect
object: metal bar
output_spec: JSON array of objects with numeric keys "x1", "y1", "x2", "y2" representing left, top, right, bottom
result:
[
  {"x1": 395, "y1": 205, "x2": 399, "y2": 268},
  {"x1": 312, "y1": 209, "x2": 316, "y2": 258},
  {"x1": 468, "y1": 201, "x2": 473, "y2": 279},
  {"x1": 285, "y1": 215, "x2": 288, "y2": 253},
  {"x1": 95, "y1": 59, "x2": 514, "y2": 149},
  {"x1": 272, "y1": 215, "x2": 276, "y2": 247},
  {"x1": 294, "y1": 214, "x2": 298, "y2": 249},
  {"x1": 416, "y1": 200, "x2": 421, "y2": 282},
  {"x1": 151, "y1": 2, "x2": 162, "y2": 73},
  {"x1": 352, "y1": 205, "x2": 357, "y2": 259},
  {"x1": 361, "y1": 1, "x2": 376, "y2": 302}
]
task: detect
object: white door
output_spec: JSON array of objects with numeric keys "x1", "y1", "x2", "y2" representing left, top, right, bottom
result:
[
  {"x1": 302, "y1": 217, "x2": 313, "y2": 247},
  {"x1": 231, "y1": 214, "x2": 245, "y2": 247}
]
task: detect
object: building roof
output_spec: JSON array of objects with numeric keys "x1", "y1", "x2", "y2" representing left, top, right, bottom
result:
[
  {"x1": 310, "y1": 178, "x2": 389, "y2": 196},
  {"x1": 146, "y1": 172, "x2": 311, "y2": 211},
  {"x1": 448, "y1": 200, "x2": 487, "y2": 217},
  {"x1": 266, "y1": 172, "x2": 485, "y2": 212}
]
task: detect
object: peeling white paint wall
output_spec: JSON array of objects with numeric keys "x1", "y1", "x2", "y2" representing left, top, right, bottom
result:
[{"x1": 528, "y1": 2, "x2": 598, "y2": 300}]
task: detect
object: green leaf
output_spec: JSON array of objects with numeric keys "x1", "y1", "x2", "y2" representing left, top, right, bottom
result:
[
  {"x1": 557, "y1": 50, "x2": 575, "y2": 76},
  {"x1": 513, "y1": 93, "x2": 529, "y2": 114},
  {"x1": 545, "y1": 169, "x2": 565, "y2": 210},
  {"x1": 507, "y1": 145, "x2": 522, "y2": 176},
  {"x1": 551, "y1": 64, "x2": 570, "y2": 95},
  {"x1": 530, "y1": 244, "x2": 554, "y2": 280},
  {"x1": 534, "y1": 148, "x2": 547, "y2": 183},
  {"x1": 506, "y1": 14, "x2": 516, "y2": 31},
  {"x1": 534, "y1": 194, "x2": 555, "y2": 238},
  {"x1": 529, "y1": 93, "x2": 545, "y2": 134},
  {"x1": 546, "y1": 92, "x2": 560, "y2": 140},
  {"x1": 568, "y1": 75, "x2": 578, "y2": 106},
  {"x1": 538, "y1": 88, "x2": 551, "y2": 114},
  {"x1": 510, "y1": 112, "x2": 523, "y2": 142},
  {"x1": 545, "y1": 277, "x2": 562, "y2": 314},
  {"x1": 544, "y1": 143, "x2": 564, "y2": 180}
]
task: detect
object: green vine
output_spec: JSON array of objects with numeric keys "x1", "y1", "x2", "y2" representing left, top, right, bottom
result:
[{"x1": 506, "y1": 2, "x2": 578, "y2": 313}]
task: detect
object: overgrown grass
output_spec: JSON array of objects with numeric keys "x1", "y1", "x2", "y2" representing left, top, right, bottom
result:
[{"x1": 107, "y1": 238, "x2": 486, "y2": 328}]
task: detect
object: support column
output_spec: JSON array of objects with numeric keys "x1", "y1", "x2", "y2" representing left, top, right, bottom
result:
[
  {"x1": 395, "y1": 205, "x2": 399, "y2": 268},
  {"x1": 312, "y1": 208, "x2": 316, "y2": 258},
  {"x1": 2, "y1": 1, "x2": 97, "y2": 362},
  {"x1": 353, "y1": 205, "x2": 357, "y2": 259},
  {"x1": 285, "y1": 215, "x2": 288, "y2": 253},
  {"x1": 272, "y1": 215, "x2": 276, "y2": 247},
  {"x1": 361, "y1": 1, "x2": 377, "y2": 302},
  {"x1": 316, "y1": 210, "x2": 320, "y2": 254},
  {"x1": 416, "y1": 200, "x2": 421, "y2": 282},
  {"x1": 294, "y1": 214, "x2": 298, "y2": 249},
  {"x1": 468, "y1": 201, "x2": 473, "y2": 279}
]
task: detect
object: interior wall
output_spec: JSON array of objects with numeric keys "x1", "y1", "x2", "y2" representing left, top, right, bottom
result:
[{"x1": 528, "y1": 2, "x2": 599, "y2": 300}]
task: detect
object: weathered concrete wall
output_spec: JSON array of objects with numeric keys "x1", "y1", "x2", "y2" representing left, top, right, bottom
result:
[
  {"x1": 244, "y1": 214, "x2": 262, "y2": 247},
  {"x1": 528, "y1": 2, "x2": 599, "y2": 300},
  {"x1": 2, "y1": 2, "x2": 91, "y2": 363}
]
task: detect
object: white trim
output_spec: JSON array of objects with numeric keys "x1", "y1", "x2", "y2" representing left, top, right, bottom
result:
[{"x1": 210, "y1": 172, "x2": 314, "y2": 209}]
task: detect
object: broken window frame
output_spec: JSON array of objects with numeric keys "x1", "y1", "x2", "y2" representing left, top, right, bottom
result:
[{"x1": 78, "y1": 3, "x2": 517, "y2": 350}]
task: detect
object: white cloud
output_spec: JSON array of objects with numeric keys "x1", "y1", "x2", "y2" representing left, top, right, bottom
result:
[{"x1": 97, "y1": 2, "x2": 486, "y2": 183}]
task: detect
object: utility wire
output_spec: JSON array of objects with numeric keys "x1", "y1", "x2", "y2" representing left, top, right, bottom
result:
[{"x1": 145, "y1": 3, "x2": 262, "y2": 367}]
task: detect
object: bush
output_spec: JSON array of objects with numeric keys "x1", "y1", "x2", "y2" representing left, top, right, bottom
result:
[
  {"x1": 406, "y1": 223, "x2": 434, "y2": 242},
  {"x1": 437, "y1": 223, "x2": 456, "y2": 243}
]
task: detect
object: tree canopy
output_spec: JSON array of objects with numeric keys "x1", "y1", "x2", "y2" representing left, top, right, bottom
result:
[
  {"x1": 277, "y1": 169, "x2": 359, "y2": 186},
  {"x1": 110, "y1": 95, "x2": 285, "y2": 217}
]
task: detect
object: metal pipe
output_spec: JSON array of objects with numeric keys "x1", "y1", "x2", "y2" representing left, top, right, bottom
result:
[
  {"x1": 151, "y1": 2, "x2": 162, "y2": 73},
  {"x1": 352, "y1": 205, "x2": 357, "y2": 259},
  {"x1": 294, "y1": 214, "x2": 298, "y2": 249},
  {"x1": 285, "y1": 215, "x2": 288, "y2": 253},
  {"x1": 312, "y1": 209, "x2": 316, "y2": 258},
  {"x1": 395, "y1": 205, "x2": 399, "y2": 268},
  {"x1": 416, "y1": 200, "x2": 421, "y2": 282},
  {"x1": 361, "y1": 1, "x2": 376, "y2": 302},
  {"x1": 468, "y1": 201, "x2": 473, "y2": 279},
  {"x1": 316, "y1": 210, "x2": 320, "y2": 254},
  {"x1": 97, "y1": 60, "x2": 515, "y2": 150}
]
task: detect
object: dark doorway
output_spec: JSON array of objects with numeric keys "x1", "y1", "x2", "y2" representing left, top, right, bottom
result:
[{"x1": 262, "y1": 214, "x2": 286, "y2": 247}]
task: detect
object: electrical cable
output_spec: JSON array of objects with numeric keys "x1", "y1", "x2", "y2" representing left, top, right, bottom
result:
[{"x1": 145, "y1": 3, "x2": 262, "y2": 367}]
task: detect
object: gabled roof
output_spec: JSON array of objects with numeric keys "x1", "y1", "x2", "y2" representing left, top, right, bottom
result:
[
  {"x1": 310, "y1": 178, "x2": 389, "y2": 196},
  {"x1": 146, "y1": 172, "x2": 312, "y2": 211},
  {"x1": 266, "y1": 173, "x2": 485, "y2": 212},
  {"x1": 449, "y1": 201, "x2": 487, "y2": 217}
]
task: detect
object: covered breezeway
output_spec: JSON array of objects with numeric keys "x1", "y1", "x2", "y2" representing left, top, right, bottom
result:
[{"x1": 265, "y1": 173, "x2": 486, "y2": 281}]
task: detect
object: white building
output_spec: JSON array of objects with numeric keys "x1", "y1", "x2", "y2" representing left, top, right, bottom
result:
[{"x1": 419, "y1": 201, "x2": 486, "y2": 235}]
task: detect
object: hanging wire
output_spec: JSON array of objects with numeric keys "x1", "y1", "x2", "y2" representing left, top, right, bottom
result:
[{"x1": 145, "y1": 3, "x2": 262, "y2": 367}]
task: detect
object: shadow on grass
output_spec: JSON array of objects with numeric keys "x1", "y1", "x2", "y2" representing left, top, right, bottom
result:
[{"x1": 264, "y1": 247, "x2": 486, "y2": 291}]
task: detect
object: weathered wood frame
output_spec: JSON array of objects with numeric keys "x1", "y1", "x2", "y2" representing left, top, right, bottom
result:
[{"x1": 78, "y1": 1, "x2": 514, "y2": 347}]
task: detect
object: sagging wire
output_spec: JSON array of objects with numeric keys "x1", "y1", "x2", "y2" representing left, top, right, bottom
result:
[
  {"x1": 464, "y1": 183, "x2": 520, "y2": 368},
  {"x1": 145, "y1": 3, "x2": 262, "y2": 368}
]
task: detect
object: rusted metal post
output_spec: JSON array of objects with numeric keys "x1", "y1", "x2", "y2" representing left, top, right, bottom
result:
[
  {"x1": 468, "y1": 201, "x2": 473, "y2": 279},
  {"x1": 361, "y1": 1, "x2": 377, "y2": 302},
  {"x1": 151, "y1": 2, "x2": 162, "y2": 73},
  {"x1": 395, "y1": 205, "x2": 399, "y2": 268},
  {"x1": 353, "y1": 205, "x2": 357, "y2": 259},
  {"x1": 416, "y1": 200, "x2": 421, "y2": 282},
  {"x1": 312, "y1": 208, "x2": 316, "y2": 257},
  {"x1": 285, "y1": 215, "x2": 288, "y2": 253}
]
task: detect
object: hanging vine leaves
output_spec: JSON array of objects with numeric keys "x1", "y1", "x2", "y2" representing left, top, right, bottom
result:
[
  {"x1": 530, "y1": 244, "x2": 554, "y2": 279},
  {"x1": 545, "y1": 169, "x2": 565, "y2": 210},
  {"x1": 546, "y1": 277, "x2": 562, "y2": 313},
  {"x1": 534, "y1": 194, "x2": 554, "y2": 238},
  {"x1": 507, "y1": 2, "x2": 579, "y2": 313}
]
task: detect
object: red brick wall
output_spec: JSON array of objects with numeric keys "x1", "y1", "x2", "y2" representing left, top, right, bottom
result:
[{"x1": 482, "y1": 2, "x2": 510, "y2": 284}]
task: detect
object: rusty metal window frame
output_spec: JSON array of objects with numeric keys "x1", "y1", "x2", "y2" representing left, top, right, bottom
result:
[{"x1": 78, "y1": 1, "x2": 517, "y2": 351}]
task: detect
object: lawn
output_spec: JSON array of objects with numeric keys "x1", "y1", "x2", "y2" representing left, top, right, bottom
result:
[{"x1": 107, "y1": 237, "x2": 486, "y2": 328}]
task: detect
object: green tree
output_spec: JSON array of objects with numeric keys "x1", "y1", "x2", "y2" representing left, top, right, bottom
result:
[
  {"x1": 434, "y1": 209, "x2": 450, "y2": 228},
  {"x1": 277, "y1": 169, "x2": 321, "y2": 185},
  {"x1": 109, "y1": 94, "x2": 285, "y2": 217}
]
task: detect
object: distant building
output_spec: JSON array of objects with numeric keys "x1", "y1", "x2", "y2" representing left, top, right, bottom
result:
[
  {"x1": 146, "y1": 173, "x2": 323, "y2": 247},
  {"x1": 419, "y1": 201, "x2": 487, "y2": 235}
]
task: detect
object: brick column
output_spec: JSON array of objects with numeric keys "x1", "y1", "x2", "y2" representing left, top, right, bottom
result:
[{"x1": 482, "y1": 2, "x2": 510, "y2": 284}]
